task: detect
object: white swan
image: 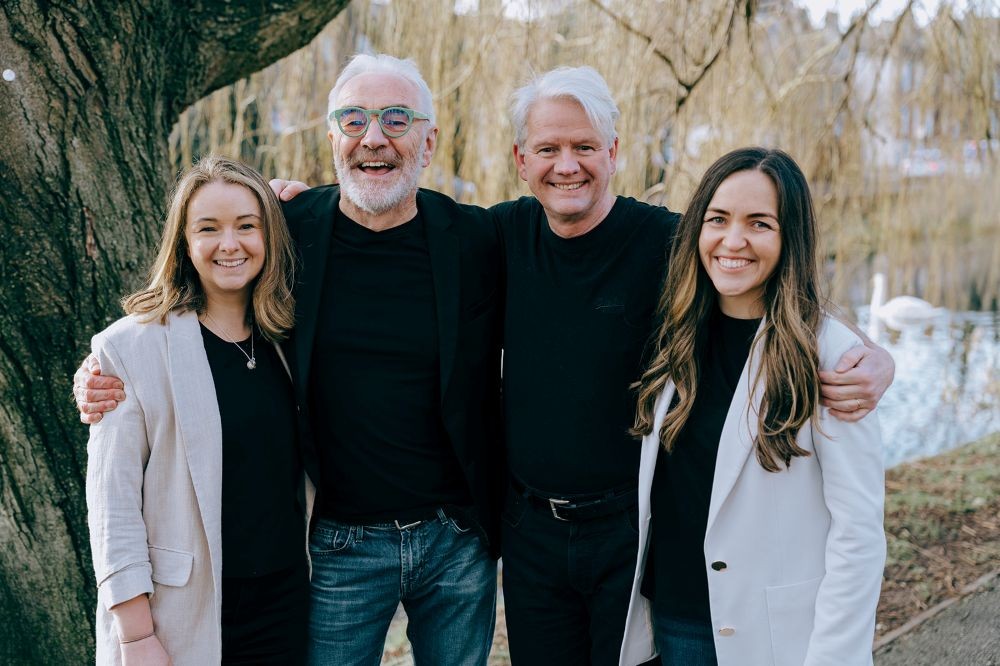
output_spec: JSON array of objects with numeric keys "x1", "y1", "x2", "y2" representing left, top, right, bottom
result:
[{"x1": 869, "y1": 272, "x2": 946, "y2": 335}]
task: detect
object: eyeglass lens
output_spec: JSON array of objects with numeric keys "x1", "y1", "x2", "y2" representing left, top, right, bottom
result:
[{"x1": 338, "y1": 107, "x2": 413, "y2": 137}]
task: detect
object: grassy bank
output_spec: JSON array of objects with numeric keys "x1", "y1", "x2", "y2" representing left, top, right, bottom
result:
[
  {"x1": 877, "y1": 431, "x2": 1000, "y2": 637},
  {"x1": 381, "y1": 432, "x2": 1000, "y2": 663}
]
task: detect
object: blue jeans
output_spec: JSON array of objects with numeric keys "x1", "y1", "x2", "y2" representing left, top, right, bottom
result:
[
  {"x1": 651, "y1": 607, "x2": 718, "y2": 666},
  {"x1": 306, "y1": 509, "x2": 496, "y2": 666}
]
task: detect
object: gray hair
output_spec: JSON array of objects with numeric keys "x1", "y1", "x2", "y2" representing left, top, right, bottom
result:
[
  {"x1": 510, "y1": 66, "x2": 620, "y2": 149},
  {"x1": 327, "y1": 53, "x2": 436, "y2": 129}
]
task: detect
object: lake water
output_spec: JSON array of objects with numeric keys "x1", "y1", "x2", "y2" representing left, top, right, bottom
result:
[{"x1": 857, "y1": 308, "x2": 1000, "y2": 468}]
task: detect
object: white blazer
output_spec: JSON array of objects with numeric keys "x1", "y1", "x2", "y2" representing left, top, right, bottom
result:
[
  {"x1": 620, "y1": 316, "x2": 885, "y2": 666},
  {"x1": 86, "y1": 310, "x2": 306, "y2": 665}
]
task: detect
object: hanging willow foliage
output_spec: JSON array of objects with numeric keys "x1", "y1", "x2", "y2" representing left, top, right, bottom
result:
[{"x1": 169, "y1": 0, "x2": 1000, "y2": 311}]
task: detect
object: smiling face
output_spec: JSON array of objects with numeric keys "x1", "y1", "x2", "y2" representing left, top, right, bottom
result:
[
  {"x1": 699, "y1": 169, "x2": 782, "y2": 318},
  {"x1": 185, "y1": 180, "x2": 265, "y2": 306},
  {"x1": 329, "y1": 72, "x2": 438, "y2": 218},
  {"x1": 513, "y1": 97, "x2": 618, "y2": 237}
]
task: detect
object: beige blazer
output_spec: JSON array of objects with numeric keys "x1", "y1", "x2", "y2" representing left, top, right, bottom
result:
[
  {"x1": 620, "y1": 316, "x2": 886, "y2": 666},
  {"x1": 86, "y1": 309, "x2": 303, "y2": 665}
]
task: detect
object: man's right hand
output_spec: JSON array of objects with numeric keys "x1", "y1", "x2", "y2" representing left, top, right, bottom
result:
[
  {"x1": 268, "y1": 179, "x2": 311, "y2": 201},
  {"x1": 74, "y1": 354, "x2": 125, "y2": 424}
]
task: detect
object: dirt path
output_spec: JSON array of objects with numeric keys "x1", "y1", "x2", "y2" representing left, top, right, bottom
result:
[{"x1": 875, "y1": 575, "x2": 1000, "y2": 665}]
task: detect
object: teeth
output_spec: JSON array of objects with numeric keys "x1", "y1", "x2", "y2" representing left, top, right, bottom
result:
[
  {"x1": 553, "y1": 182, "x2": 584, "y2": 190},
  {"x1": 718, "y1": 257, "x2": 751, "y2": 269},
  {"x1": 216, "y1": 259, "x2": 246, "y2": 267},
  {"x1": 360, "y1": 161, "x2": 392, "y2": 168}
]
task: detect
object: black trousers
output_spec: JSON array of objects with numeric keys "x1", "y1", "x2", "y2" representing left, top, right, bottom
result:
[
  {"x1": 221, "y1": 558, "x2": 309, "y2": 665},
  {"x1": 501, "y1": 486, "x2": 647, "y2": 666}
]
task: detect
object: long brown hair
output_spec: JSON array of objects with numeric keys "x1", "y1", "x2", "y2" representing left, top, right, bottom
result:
[
  {"x1": 633, "y1": 147, "x2": 821, "y2": 471},
  {"x1": 123, "y1": 156, "x2": 296, "y2": 341}
]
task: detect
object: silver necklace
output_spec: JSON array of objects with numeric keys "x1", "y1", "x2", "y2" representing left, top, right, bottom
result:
[{"x1": 203, "y1": 312, "x2": 256, "y2": 370}]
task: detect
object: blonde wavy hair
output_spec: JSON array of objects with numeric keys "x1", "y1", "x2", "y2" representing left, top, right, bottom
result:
[
  {"x1": 633, "y1": 147, "x2": 822, "y2": 472},
  {"x1": 123, "y1": 156, "x2": 295, "y2": 341}
]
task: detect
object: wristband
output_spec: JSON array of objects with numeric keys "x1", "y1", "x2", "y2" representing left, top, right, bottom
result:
[{"x1": 119, "y1": 631, "x2": 155, "y2": 645}]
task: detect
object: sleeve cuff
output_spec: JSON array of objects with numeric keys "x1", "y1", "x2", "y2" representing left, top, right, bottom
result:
[{"x1": 98, "y1": 562, "x2": 154, "y2": 611}]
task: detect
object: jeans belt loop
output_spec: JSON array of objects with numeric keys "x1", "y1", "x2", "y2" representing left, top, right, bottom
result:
[
  {"x1": 394, "y1": 519, "x2": 422, "y2": 530},
  {"x1": 548, "y1": 498, "x2": 570, "y2": 522}
]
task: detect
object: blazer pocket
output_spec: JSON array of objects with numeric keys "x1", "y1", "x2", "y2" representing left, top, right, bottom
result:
[
  {"x1": 148, "y1": 546, "x2": 194, "y2": 587},
  {"x1": 765, "y1": 576, "x2": 822, "y2": 666}
]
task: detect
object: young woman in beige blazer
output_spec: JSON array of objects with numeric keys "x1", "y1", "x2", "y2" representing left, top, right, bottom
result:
[
  {"x1": 86, "y1": 157, "x2": 307, "y2": 665},
  {"x1": 620, "y1": 148, "x2": 885, "y2": 665}
]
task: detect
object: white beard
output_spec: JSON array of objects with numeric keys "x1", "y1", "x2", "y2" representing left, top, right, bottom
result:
[{"x1": 334, "y1": 148, "x2": 423, "y2": 216}]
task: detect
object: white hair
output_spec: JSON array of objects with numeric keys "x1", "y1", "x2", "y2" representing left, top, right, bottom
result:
[
  {"x1": 327, "y1": 53, "x2": 436, "y2": 129},
  {"x1": 510, "y1": 66, "x2": 620, "y2": 149}
]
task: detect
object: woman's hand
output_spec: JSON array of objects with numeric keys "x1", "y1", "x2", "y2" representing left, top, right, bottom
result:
[
  {"x1": 120, "y1": 634, "x2": 172, "y2": 666},
  {"x1": 111, "y1": 595, "x2": 167, "y2": 665}
]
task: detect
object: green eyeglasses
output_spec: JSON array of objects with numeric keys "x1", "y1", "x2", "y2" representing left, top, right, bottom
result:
[{"x1": 330, "y1": 106, "x2": 431, "y2": 138}]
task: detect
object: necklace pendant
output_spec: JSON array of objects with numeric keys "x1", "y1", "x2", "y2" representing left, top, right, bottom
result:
[{"x1": 246, "y1": 358, "x2": 257, "y2": 370}]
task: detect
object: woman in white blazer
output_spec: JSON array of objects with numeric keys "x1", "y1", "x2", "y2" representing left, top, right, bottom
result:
[
  {"x1": 620, "y1": 148, "x2": 885, "y2": 666},
  {"x1": 86, "y1": 157, "x2": 308, "y2": 665}
]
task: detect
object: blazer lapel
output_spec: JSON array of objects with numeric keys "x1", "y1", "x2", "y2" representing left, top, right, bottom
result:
[
  {"x1": 166, "y1": 310, "x2": 223, "y2": 568},
  {"x1": 705, "y1": 319, "x2": 767, "y2": 534},
  {"x1": 419, "y1": 190, "x2": 460, "y2": 403},
  {"x1": 289, "y1": 188, "x2": 337, "y2": 394}
]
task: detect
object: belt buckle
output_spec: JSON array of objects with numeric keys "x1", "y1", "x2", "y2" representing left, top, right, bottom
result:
[{"x1": 549, "y1": 498, "x2": 570, "y2": 522}]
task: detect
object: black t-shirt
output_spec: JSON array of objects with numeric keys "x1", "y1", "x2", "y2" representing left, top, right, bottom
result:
[
  {"x1": 642, "y1": 308, "x2": 760, "y2": 621},
  {"x1": 200, "y1": 323, "x2": 303, "y2": 578},
  {"x1": 309, "y1": 209, "x2": 469, "y2": 523},
  {"x1": 493, "y1": 196, "x2": 679, "y2": 495}
]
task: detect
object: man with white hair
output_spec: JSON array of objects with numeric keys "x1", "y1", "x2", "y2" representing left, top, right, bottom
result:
[
  {"x1": 284, "y1": 53, "x2": 503, "y2": 666},
  {"x1": 76, "y1": 54, "x2": 504, "y2": 666},
  {"x1": 492, "y1": 67, "x2": 681, "y2": 665}
]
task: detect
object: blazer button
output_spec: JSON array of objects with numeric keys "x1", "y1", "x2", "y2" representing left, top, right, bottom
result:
[
  {"x1": 711, "y1": 561, "x2": 727, "y2": 571},
  {"x1": 719, "y1": 627, "x2": 735, "y2": 637}
]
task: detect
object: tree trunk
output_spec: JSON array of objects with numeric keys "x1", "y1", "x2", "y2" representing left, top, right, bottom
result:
[{"x1": 0, "y1": 2, "x2": 348, "y2": 661}]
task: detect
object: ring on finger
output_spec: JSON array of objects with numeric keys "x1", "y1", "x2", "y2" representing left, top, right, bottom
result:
[{"x1": 855, "y1": 398, "x2": 863, "y2": 411}]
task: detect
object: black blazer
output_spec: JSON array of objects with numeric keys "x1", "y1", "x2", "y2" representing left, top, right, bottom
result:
[{"x1": 281, "y1": 185, "x2": 505, "y2": 556}]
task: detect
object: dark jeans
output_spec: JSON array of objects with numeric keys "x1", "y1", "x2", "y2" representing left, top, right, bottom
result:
[
  {"x1": 221, "y1": 558, "x2": 310, "y2": 665},
  {"x1": 501, "y1": 485, "x2": 641, "y2": 666},
  {"x1": 651, "y1": 606, "x2": 717, "y2": 666}
]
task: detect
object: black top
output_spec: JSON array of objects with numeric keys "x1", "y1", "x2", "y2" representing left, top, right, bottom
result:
[
  {"x1": 308, "y1": 208, "x2": 470, "y2": 523},
  {"x1": 200, "y1": 323, "x2": 303, "y2": 578},
  {"x1": 642, "y1": 308, "x2": 760, "y2": 621},
  {"x1": 281, "y1": 186, "x2": 505, "y2": 557},
  {"x1": 493, "y1": 196, "x2": 679, "y2": 495}
]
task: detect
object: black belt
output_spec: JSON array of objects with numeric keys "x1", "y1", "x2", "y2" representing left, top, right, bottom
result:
[
  {"x1": 316, "y1": 507, "x2": 442, "y2": 531},
  {"x1": 511, "y1": 478, "x2": 638, "y2": 522}
]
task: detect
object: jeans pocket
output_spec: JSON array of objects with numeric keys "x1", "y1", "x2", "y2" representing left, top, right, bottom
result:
[
  {"x1": 445, "y1": 515, "x2": 473, "y2": 536},
  {"x1": 501, "y1": 489, "x2": 527, "y2": 529},
  {"x1": 309, "y1": 522, "x2": 356, "y2": 556}
]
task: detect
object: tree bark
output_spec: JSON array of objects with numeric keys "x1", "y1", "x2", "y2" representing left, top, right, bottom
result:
[{"x1": 0, "y1": 1, "x2": 348, "y2": 661}]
